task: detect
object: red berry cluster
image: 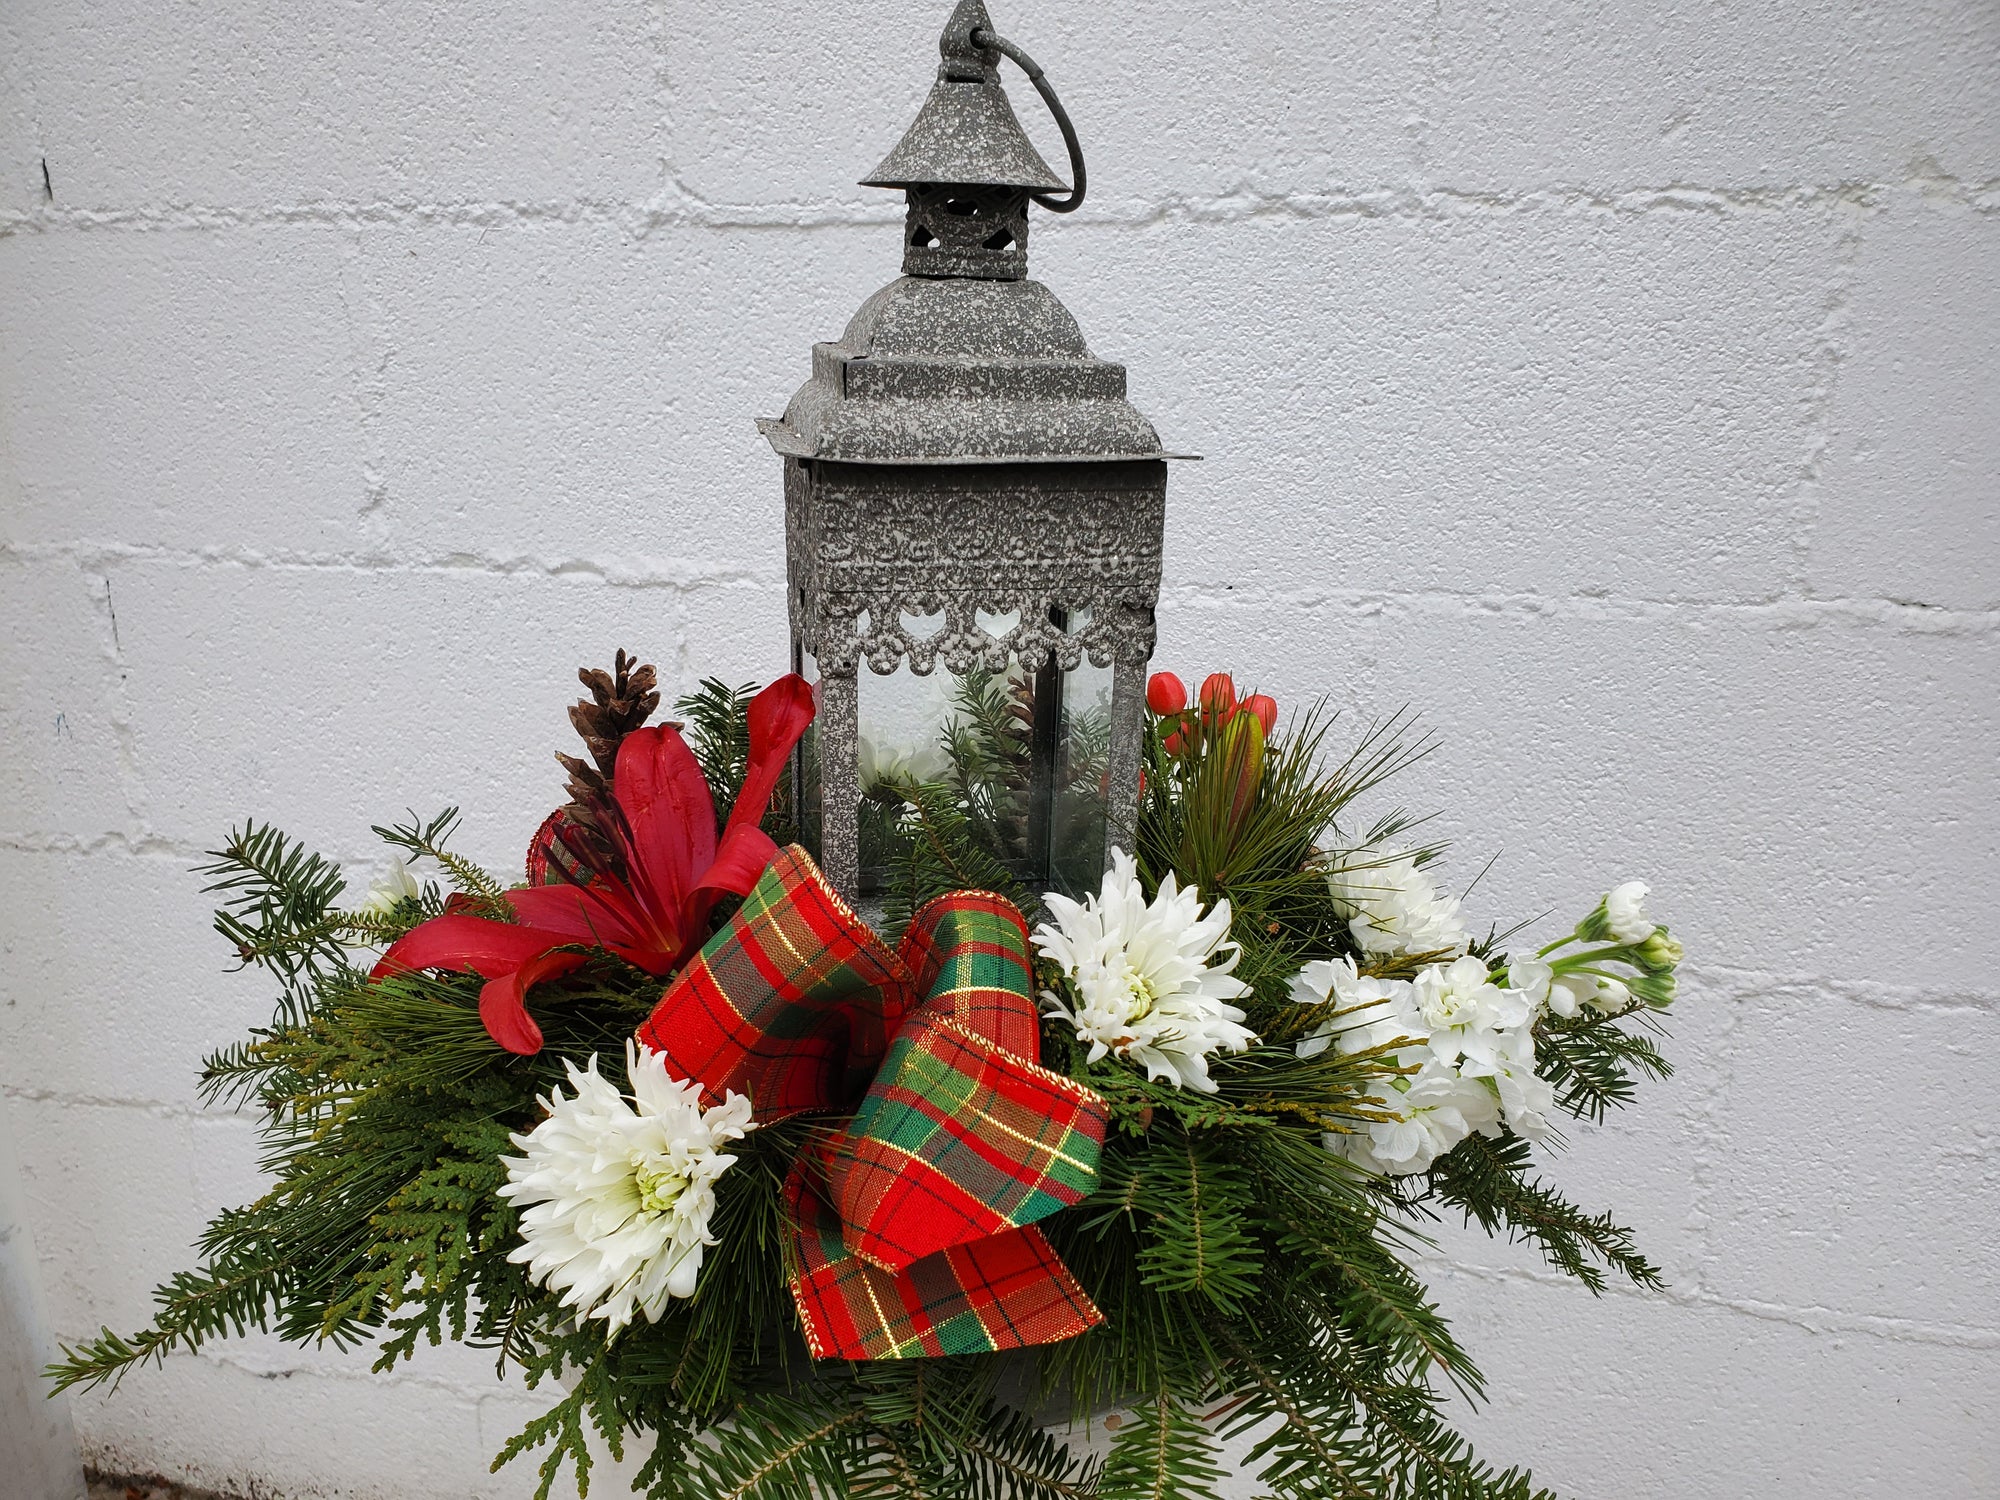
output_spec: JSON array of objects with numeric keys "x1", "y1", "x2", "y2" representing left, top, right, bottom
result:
[{"x1": 1145, "y1": 671, "x2": 1278, "y2": 755}]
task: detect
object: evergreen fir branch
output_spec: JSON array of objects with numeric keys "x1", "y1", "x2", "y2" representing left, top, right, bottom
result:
[
  {"x1": 948, "y1": 1403, "x2": 1100, "y2": 1500},
  {"x1": 45, "y1": 1238, "x2": 309, "y2": 1393},
  {"x1": 681, "y1": 1389, "x2": 866, "y2": 1500},
  {"x1": 198, "y1": 822, "x2": 351, "y2": 986},
  {"x1": 677, "y1": 678, "x2": 758, "y2": 827},
  {"x1": 1532, "y1": 1010, "x2": 1674, "y2": 1124},
  {"x1": 933, "y1": 667, "x2": 1035, "y2": 867},
  {"x1": 1426, "y1": 1132, "x2": 1663, "y2": 1292},
  {"x1": 1097, "y1": 1389, "x2": 1226, "y2": 1500},
  {"x1": 1081, "y1": 1130, "x2": 1263, "y2": 1315},
  {"x1": 373, "y1": 807, "x2": 512, "y2": 917},
  {"x1": 1211, "y1": 1323, "x2": 1376, "y2": 1500},
  {"x1": 1219, "y1": 1120, "x2": 1482, "y2": 1398},
  {"x1": 858, "y1": 1422, "x2": 952, "y2": 1500},
  {"x1": 1214, "y1": 1316, "x2": 1552, "y2": 1500},
  {"x1": 881, "y1": 779, "x2": 1037, "y2": 938}
]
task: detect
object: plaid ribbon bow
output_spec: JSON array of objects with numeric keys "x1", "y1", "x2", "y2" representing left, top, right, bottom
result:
[{"x1": 636, "y1": 845, "x2": 1110, "y2": 1360}]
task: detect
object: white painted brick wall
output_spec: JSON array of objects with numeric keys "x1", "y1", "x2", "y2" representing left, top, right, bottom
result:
[{"x1": 3, "y1": 3, "x2": 1996, "y2": 1496}]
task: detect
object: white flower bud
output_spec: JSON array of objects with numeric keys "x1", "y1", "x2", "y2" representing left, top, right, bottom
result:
[{"x1": 1604, "y1": 881, "x2": 1656, "y2": 945}]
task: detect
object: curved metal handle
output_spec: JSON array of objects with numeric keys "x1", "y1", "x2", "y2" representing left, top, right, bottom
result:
[{"x1": 971, "y1": 27, "x2": 1086, "y2": 214}]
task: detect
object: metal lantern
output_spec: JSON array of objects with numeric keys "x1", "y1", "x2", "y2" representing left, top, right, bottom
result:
[{"x1": 761, "y1": 0, "x2": 1182, "y2": 902}]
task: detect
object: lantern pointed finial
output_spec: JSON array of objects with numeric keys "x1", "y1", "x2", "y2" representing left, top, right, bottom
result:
[{"x1": 938, "y1": 0, "x2": 1000, "y2": 79}]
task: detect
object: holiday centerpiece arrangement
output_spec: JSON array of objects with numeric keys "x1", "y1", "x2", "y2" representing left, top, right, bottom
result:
[
  {"x1": 50, "y1": 8, "x2": 1685, "y2": 1495},
  {"x1": 50, "y1": 653, "x2": 1680, "y2": 1500}
]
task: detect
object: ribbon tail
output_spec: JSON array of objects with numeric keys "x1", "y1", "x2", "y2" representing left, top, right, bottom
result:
[{"x1": 787, "y1": 1166, "x2": 1102, "y2": 1361}]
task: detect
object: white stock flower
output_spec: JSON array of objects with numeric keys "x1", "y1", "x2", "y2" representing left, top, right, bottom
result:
[
  {"x1": 1412, "y1": 957, "x2": 1529, "y2": 1039},
  {"x1": 1604, "y1": 881, "x2": 1656, "y2": 944},
  {"x1": 499, "y1": 1041, "x2": 753, "y2": 1336},
  {"x1": 358, "y1": 855, "x2": 420, "y2": 914},
  {"x1": 1034, "y1": 849, "x2": 1257, "y2": 1093},
  {"x1": 1289, "y1": 957, "x2": 1421, "y2": 1060},
  {"x1": 1322, "y1": 845, "x2": 1468, "y2": 958},
  {"x1": 1489, "y1": 1066, "x2": 1558, "y2": 1141},
  {"x1": 1297, "y1": 954, "x2": 1559, "y2": 1172},
  {"x1": 1590, "y1": 974, "x2": 1633, "y2": 1013},
  {"x1": 1506, "y1": 958, "x2": 1554, "y2": 1013},
  {"x1": 1336, "y1": 1061, "x2": 1499, "y2": 1175}
]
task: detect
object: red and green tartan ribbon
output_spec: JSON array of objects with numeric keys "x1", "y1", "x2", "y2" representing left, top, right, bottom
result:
[{"x1": 637, "y1": 845, "x2": 1108, "y2": 1360}]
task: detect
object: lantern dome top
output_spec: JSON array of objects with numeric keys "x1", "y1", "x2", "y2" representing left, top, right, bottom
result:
[
  {"x1": 757, "y1": 275, "x2": 1181, "y2": 465},
  {"x1": 861, "y1": 2, "x2": 1068, "y2": 194}
]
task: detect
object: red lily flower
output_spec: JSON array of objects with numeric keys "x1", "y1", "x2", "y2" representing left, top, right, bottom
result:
[{"x1": 373, "y1": 674, "x2": 816, "y2": 1055}]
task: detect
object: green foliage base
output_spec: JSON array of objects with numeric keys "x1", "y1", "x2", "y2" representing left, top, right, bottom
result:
[{"x1": 48, "y1": 689, "x2": 1673, "y2": 1500}]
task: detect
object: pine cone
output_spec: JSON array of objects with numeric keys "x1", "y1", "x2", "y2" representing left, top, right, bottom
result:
[
  {"x1": 536, "y1": 651, "x2": 661, "y2": 885},
  {"x1": 570, "y1": 650, "x2": 660, "y2": 778}
]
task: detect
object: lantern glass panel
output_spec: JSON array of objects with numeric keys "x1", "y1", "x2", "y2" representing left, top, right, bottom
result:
[{"x1": 851, "y1": 628, "x2": 1110, "y2": 899}]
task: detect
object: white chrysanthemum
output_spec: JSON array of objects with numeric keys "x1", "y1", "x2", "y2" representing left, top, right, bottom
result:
[
  {"x1": 358, "y1": 855, "x2": 420, "y2": 914},
  {"x1": 498, "y1": 1041, "x2": 753, "y2": 1336},
  {"x1": 1034, "y1": 849, "x2": 1257, "y2": 1093},
  {"x1": 1604, "y1": 881, "x2": 1656, "y2": 944},
  {"x1": 1322, "y1": 845, "x2": 1468, "y2": 958},
  {"x1": 858, "y1": 733, "x2": 949, "y2": 791}
]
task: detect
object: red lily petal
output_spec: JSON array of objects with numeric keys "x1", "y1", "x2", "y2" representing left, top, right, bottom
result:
[
  {"x1": 724, "y1": 674, "x2": 817, "y2": 841},
  {"x1": 679, "y1": 822, "x2": 781, "y2": 951},
  {"x1": 507, "y1": 883, "x2": 686, "y2": 975},
  {"x1": 479, "y1": 949, "x2": 588, "y2": 1055},
  {"x1": 372, "y1": 914, "x2": 571, "y2": 982},
  {"x1": 614, "y1": 724, "x2": 718, "y2": 925},
  {"x1": 506, "y1": 883, "x2": 639, "y2": 948}
]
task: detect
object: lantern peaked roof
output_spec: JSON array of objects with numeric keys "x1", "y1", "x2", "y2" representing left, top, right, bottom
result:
[
  {"x1": 757, "y1": 276, "x2": 1176, "y2": 465},
  {"x1": 861, "y1": 0, "x2": 1068, "y2": 192}
]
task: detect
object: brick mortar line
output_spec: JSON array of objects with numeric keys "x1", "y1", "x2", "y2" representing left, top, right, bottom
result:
[
  {"x1": 1691, "y1": 962, "x2": 2000, "y2": 1013},
  {"x1": 1164, "y1": 582, "x2": 2000, "y2": 630},
  {"x1": 1436, "y1": 1258, "x2": 2000, "y2": 1350},
  {"x1": 4, "y1": 541, "x2": 1995, "y2": 627},
  {"x1": 2, "y1": 176, "x2": 1996, "y2": 240}
]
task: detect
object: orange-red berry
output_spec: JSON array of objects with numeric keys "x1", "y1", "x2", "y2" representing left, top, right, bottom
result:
[
  {"x1": 1199, "y1": 672, "x2": 1237, "y2": 721},
  {"x1": 1146, "y1": 671, "x2": 1188, "y2": 716}
]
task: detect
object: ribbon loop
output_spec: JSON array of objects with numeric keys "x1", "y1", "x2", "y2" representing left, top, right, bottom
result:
[{"x1": 638, "y1": 847, "x2": 1108, "y2": 1360}]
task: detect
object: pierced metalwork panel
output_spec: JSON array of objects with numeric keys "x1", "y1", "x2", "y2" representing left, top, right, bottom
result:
[{"x1": 786, "y1": 458, "x2": 1165, "y2": 675}]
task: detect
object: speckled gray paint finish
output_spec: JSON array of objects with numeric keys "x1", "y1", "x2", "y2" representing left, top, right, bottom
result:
[
  {"x1": 764, "y1": 1, "x2": 1174, "y2": 899},
  {"x1": 759, "y1": 276, "x2": 1170, "y2": 463}
]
